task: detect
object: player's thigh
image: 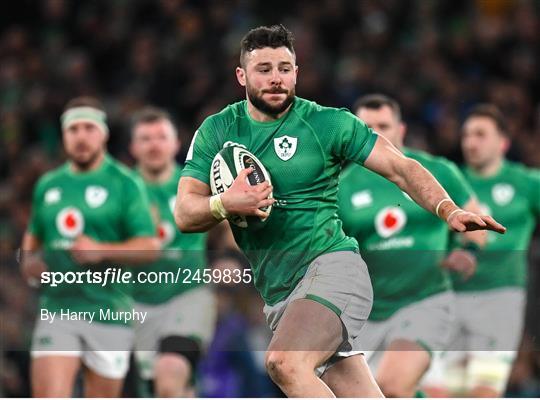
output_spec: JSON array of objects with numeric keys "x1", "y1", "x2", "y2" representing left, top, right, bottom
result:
[
  {"x1": 458, "y1": 288, "x2": 526, "y2": 351},
  {"x1": 31, "y1": 317, "x2": 83, "y2": 397},
  {"x1": 267, "y1": 298, "x2": 342, "y2": 366},
  {"x1": 376, "y1": 339, "x2": 431, "y2": 396},
  {"x1": 79, "y1": 322, "x2": 133, "y2": 382},
  {"x1": 83, "y1": 365, "x2": 125, "y2": 398},
  {"x1": 321, "y1": 354, "x2": 383, "y2": 398},
  {"x1": 31, "y1": 355, "x2": 81, "y2": 397}
]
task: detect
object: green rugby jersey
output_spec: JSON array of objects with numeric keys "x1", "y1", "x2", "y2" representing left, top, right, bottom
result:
[
  {"x1": 182, "y1": 97, "x2": 377, "y2": 305},
  {"x1": 28, "y1": 154, "x2": 156, "y2": 323},
  {"x1": 452, "y1": 161, "x2": 539, "y2": 292},
  {"x1": 338, "y1": 148, "x2": 474, "y2": 320},
  {"x1": 133, "y1": 165, "x2": 207, "y2": 304}
]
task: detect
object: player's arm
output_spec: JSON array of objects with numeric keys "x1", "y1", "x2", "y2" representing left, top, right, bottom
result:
[
  {"x1": 70, "y1": 235, "x2": 160, "y2": 265},
  {"x1": 20, "y1": 231, "x2": 47, "y2": 285},
  {"x1": 363, "y1": 135, "x2": 506, "y2": 233},
  {"x1": 175, "y1": 171, "x2": 274, "y2": 233}
]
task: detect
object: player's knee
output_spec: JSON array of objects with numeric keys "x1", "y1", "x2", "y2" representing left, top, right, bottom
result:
[
  {"x1": 377, "y1": 377, "x2": 413, "y2": 398},
  {"x1": 265, "y1": 351, "x2": 308, "y2": 386},
  {"x1": 156, "y1": 353, "x2": 191, "y2": 380}
]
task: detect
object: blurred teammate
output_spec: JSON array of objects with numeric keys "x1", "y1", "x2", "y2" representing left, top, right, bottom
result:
[
  {"x1": 174, "y1": 25, "x2": 504, "y2": 397},
  {"x1": 337, "y1": 94, "x2": 486, "y2": 397},
  {"x1": 129, "y1": 107, "x2": 219, "y2": 397},
  {"x1": 20, "y1": 97, "x2": 159, "y2": 397},
  {"x1": 423, "y1": 104, "x2": 540, "y2": 397}
]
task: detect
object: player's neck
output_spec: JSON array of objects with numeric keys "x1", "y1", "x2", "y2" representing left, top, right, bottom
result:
[
  {"x1": 472, "y1": 157, "x2": 504, "y2": 177},
  {"x1": 70, "y1": 152, "x2": 105, "y2": 173},
  {"x1": 140, "y1": 162, "x2": 174, "y2": 184},
  {"x1": 247, "y1": 100, "x2": 291, "y2": 122}
]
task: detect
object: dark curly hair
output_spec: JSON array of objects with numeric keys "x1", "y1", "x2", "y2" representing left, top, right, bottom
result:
[{"x1": 240, "y1": 24, "x2": 295, "y2": 67}]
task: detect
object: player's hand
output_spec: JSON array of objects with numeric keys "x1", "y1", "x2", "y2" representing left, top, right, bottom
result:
[
  {"x1": 221, "y1": 167, "x2": 275, "y2": 219},
  {"x1": 70, "y1": 235, "x2": 105, "y2": 264},
  {"x1": 441, "y1": 249, "x2": 477, "y2": 280},
  {"x1": 447, "y1": 210, "x2": 506, "y2": 234},
  {"x1": 20, "y1": 253, "x2": 48, "y2": 287}
]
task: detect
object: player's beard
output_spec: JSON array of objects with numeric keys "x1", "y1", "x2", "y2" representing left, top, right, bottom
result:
[
  {"x1": 247, "y1": 84, "x2": 295, "y2": 117},
  {"x1": 69, "y1": 146, "x2": 103, "y2": 171}
]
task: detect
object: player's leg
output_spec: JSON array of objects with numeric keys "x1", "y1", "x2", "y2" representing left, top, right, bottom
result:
[
  {"x1": 460, "y1": 288, "x2": 525, "y2": 397},
  {"x1": 30, "y1": 318, "x2": 82, "y2": 397},
  {"x1": 83, "y1": 363, "x2": 125, "y2": 397},
  {"x1": 31, "y1": 354, "x2": 81, "y2": 397},
  {"x1": 375, "y1": 340, "x2": 431, "y2": 397},
  {"x1": 80, "y1": 321, "x2": 133, "y2": 397},
  {"x1": 375, "y1": 291, "x2": 455, "y2": 397},
  {"x1": 320, "y1": 353, "x2": 383, "y2": 397},
  {"x1": 264, "y1": 298, "x2": 342, "y2": 397},
  {"x1": 154, "y1": 336, "x2": 200, "y2": 397}
]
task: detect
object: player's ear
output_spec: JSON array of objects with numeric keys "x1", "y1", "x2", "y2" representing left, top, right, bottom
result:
[
  {"x1": 236, "y1": 67, "x2": 246, "y2": 87},
  {"x1": 399, "y1": 122, "x2": 407, "y2": 141},
  {"x1": 501, "y1": 136, "x2": 510, "y2": 153}
]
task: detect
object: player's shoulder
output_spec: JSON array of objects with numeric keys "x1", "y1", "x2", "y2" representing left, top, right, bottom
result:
[
  {"x1": 104, "y1": 156, "x2": 146, "y2": 188},
  {"x1": 34, "y1": 163, "x2": 69, "y2": 191},
  {"x1": 199, "y1": 100, "x2": 245, "y2": 132},
  {"x1": 503, "y1": 160, "x2": 537, "y2": 179},
  {"x1": 293, "y1": 97, "x2": 355, "y2": 120},
  {"x1": 406, "y1": 148, "x2": 459, "y2": 173}
]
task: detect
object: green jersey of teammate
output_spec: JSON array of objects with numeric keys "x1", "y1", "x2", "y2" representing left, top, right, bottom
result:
[
  {"x1": 28, "y1": 154, "x2": 155, "y2": 323},
  {"x1": 182, "y1": 97, "x2": 377, "y2": 305},
  {"x1": 338, "y1": 148, "x2": 474, "y2": 320},
  {"x1": 452, "y1": 162, "x2": 540, "y2": 292},
  {"x1": 133, "y1": 165, "x2": 207, "y2": 304}
]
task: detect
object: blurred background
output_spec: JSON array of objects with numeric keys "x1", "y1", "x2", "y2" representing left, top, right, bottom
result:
[{"x1": 1, "y1": 0, "x2": 539, "y2": 397}]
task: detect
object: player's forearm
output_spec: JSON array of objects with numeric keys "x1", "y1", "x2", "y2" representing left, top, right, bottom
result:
[
  {"x1": 175, "y1": 192, "x2": 220, "y2": 233},
  {"x1": 392, "y1": 158, "x2": 460, "y2": 220},
  {"x1": 98, "y1": 237, "x2": 160, "y2": 264}
]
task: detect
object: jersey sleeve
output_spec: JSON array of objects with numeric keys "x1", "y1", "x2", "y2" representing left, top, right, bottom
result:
[
  {"x1": 333, "y1": 110, "x2": 378, "y2": 164},
  {"x1": 121, "y1": 175, "x2": 156, "y2": 238},
  {"x1": 435, "y1": 161, "x2": 475, "y2": 208},
  {"x1": 527, "y1": 168, "x2": 540, "y2": 217},
  {"x1": 182, "y1": 118, "x2": 221, "y2": 185},
  {"x1": 27, "y1": 179, "x2": 45, "y2": 239}
]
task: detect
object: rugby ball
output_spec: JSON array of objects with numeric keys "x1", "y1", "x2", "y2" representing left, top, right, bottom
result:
[{"x1": 210, "y1": 146, "x2": 272, "y2": 228}]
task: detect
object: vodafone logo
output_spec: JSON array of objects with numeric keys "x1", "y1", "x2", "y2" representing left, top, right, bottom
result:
[
  {"x1": 56, "y1": 207, "x2": 84, "y2": 238},
  {"x1": 375, "y1": 207, "x2": 407, "y2": 238},
  {"x1": 157, "y1": 221, "x2": 175, "y2": 246}
]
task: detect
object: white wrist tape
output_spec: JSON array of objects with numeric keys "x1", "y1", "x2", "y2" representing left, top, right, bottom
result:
[
  {"x1": 209, "y1": 194, "x2": 229, "y2": 221},
  {"x1": 435, "y1": 198, "x2": 453, "y2": 218}
]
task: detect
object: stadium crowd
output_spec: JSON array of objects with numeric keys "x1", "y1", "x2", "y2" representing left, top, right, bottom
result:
[{"x1": 1, "y1": 0, "x2": 538, "y2": 397}]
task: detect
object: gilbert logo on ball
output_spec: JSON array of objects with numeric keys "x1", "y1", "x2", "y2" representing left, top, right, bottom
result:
[
  {"x1": 56, "y1": 207, "x2": 84, "y2": 238},
  {"x1": 375, "y1": 206, "x2": 407, "y2": 238},
  {"x1": 210, "y1": 146, "x2": 272, "y2": 228}
]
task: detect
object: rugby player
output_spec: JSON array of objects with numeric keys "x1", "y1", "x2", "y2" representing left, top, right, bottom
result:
[
  {"x1": 20, "y1": 97, "x2": 159, "y2": 397},
  {"x1": 423, "y1": 104, "x2": 539, "y2": 397},
  {"x1": 130, "y1": 107, "x2": 224, "y2": 397},
  {"x1": 338, "y1": 94, "x2": 486, "y2": 397},
  {"x1": 174, "y1": 25, "x2": 505, "y2": 397}
]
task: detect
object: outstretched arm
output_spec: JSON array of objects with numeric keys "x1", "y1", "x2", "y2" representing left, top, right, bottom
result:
[{"x1": 363, "y1": 135, "x2": 506, "y2": 233}]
